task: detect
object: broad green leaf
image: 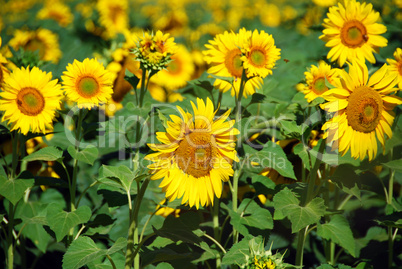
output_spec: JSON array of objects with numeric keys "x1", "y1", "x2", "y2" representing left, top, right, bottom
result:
[
  {"x1": 293, "y1": 143, "x2": 311, "y2": 171},
  {"x1": 47, "y1": 204, "x2": 92, "y2": 242},
  {"x1": 382, "y1": 159, "x2": 402, "y2": 172},
  {"x1": 15, "y1": 202, "x2": 51, "y2": 252},
  {"x1": 155, "y1": 262, "x2": 174, "y2": 269},
  {"x1": 229, "y1": 199, "x2": 273, "y2": 238},
  {"x1": 330, "y1": 164, "x2": 361, "y2": 200},
  {"x1": 99, "y1": 165, "x2": 135, "y2": 192},
  {"x1": 125, "y1": 75, "x2": 140, "y2": 89},
  {"x1": 317, "y1": 215, "x2": 356, "y2": 257},
  {"x1": 243, "y1": 141, "x2": 296, "y2": 179},
  {"x1": 248, "y1": 93, "x2": 266, "y2": 106},
  {"x1": 154, "y1": 212, "x2": 202, "y2": 244},
  {"x1": 62, "y1": 236, "x2": 127, "y2": 269},
  {"x1": 67, "y1": 145, "x2": 99, "y2": 165},
  {"x1": 0, "y1": 172, "x2": 34, "y2": 205},
  {"x1": 273, "y1": 188, "x2": 325, "y2": 233},
  {"x1": 251, "y1": 174, "x2": 276, "y2": 195},
  {"x1": 375, "y1": 212, "x2": 402, "y2": 228},
  {"x1": 23, "y1": 146, "x2": 63, "y2": 162},
  {"x1": 222, "y1": 235, "x2": 262, "y2": 266},
  {"x1": 280, "y1": 120, "x2": 307, "y2": 138}
]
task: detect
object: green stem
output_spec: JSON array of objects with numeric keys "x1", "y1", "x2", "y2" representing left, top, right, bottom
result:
[
  {"x1": 11, "y1": 132, "x2": 19, "y2": 179},
  {"x1": 106, "y1": 255, "x2": 117, "y2": 269},
  {"x1": 296, "y1": 141, "x2": 325, "y2": 267},
  {"x1": 232, "y1": 169, "x2": 240, "y2": 244},
  {"x1": 125, "y1": 178, "x2": 150, "y2": 269},
  {"x1": 212, "y1": 197, "x2": 222, "y2": 268},
  {"x1": 388, "y1": 159, "x2": 395, "y2": 269},
  {"x1": 216, "y1": 90, "x2": 223, "y2": 109},
  {"x1": 7, "y1": 202, "x2": 14, "y2": 269},
  {"x1": 71, "y1": 109, "x2": 84, "y2": 211},
  {"x1": 203, "y1": 233, "x2": 227, "y2": 254}
]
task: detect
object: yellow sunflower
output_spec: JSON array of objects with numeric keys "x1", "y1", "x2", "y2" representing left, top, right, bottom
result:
[
  {"x1": 152, "y1": 44, "x2": 195, "y2": 90},
  {"x1": 96, "y1": 0, "x2": 128, "y2": 39},
  {"x1": 0, "y1": 37, "x2": 10, "y2": 85},
  {"x1": 312, "y1": 0, "x2": 338, "y2": 7},
  {"x1": 0, "y1": 66, "x2": 62, "y2": 135},
  {"x1": 301, "y1": 61, "x2": 340, "y2": 103},
  {"x1": 320, "y1": 0, "x2": 388, "y2": 66},
  {"x1": 203, "y1": 29, "x2": 262, "y2": 98},
  {"x1": 145, "y1": 98, "x2": 239, "y2": 209},
  {"x1": 9, "y1": 28, "x2": 62, "y2": 63},
  {"x1": 37, "y1": 1, "x2": 74, "y2": 27},
  {"x1": 61, "y1": 58, "x2": 114, "y2": 109},
  {"x1": 241, "y1": 29, "x2": 281, "y2": 78},
  {"x1": 321, "y1": 60, "x2": 401, "y2": 161},
  {"x1": 386, "y1": 48, "x2": 402, "y2": 89}
]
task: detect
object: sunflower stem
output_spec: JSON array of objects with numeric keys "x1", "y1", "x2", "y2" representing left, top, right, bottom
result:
[
  {"x1": 232, "y1": 169, "x2": 240, "y2": 244},
  {"x1": 125, "y1": 178, "x2": 150, "y2": 269},
  {"x1": 387, "y1": 148, "x2": 395, "y2": 269},
  {"x1": 212, "y1": 197, "x2": 222, "y2": 268},
  {"x1": 216, "y1": 90, "x2": 223, "y2": 109}
]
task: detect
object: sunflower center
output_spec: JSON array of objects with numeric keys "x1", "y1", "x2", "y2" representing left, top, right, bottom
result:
[
  {"x1": 175, "y1": 131, "x2": 217, "y2": 178},
  {"x1": 0, "y1": 66, "x2": 3, "y2": 84},
  {"x1": 341, "y1": 20, "x2": 367, "y2": 48},
  {"x1": 312, "y1": 77, "x2": 328, "y2": 94},
  {"x1": 225, "y1": 49, "x2": 243, "y2": 78},
  {"x1": 25, "y1": 38, "x2": 46, "y2": 58},
  {"x1": 110, "y1": 5, "x2": 123, "y2": 24},
  {"x1": 77, "y1": 76, "x2": 100, "y2": 98},
  {"x1": 250, "y1": 49, "x2": 266, "y2": 67},
  {"x1": 346, "y1": 86, "x2": 383, "y2": 133},
  {"x1": 16, "y1": 87, "x2": 45, "y2": 116}
]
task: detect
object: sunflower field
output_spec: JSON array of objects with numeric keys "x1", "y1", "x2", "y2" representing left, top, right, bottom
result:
[{"x1": 0, "y1": 0, "x2": 402, "y2": 268}]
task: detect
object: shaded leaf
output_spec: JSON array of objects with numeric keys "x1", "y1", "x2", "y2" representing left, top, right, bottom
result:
[
  {"x1": 222, "y1": 235, "x2": 262, "y2": 266},
  {"x1": 0, "y1": 172, "x2": 35, "y2": 205},
  {"x1": 382, "y1": 159, "x2": 402, "y2": 172}
]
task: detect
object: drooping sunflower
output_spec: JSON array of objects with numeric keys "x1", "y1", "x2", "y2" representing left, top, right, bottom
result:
[
  {"x1": 152, "y1": 44, "x2": 195, "y2": 90},
  {"x1": 8, "y1": 28, "x2": 62, "y2": 63},
  {"x1": 319, "y1": 0, "x2": 388, "y2": 67},
  {"x1": 203, "y1": 29, "x2": 262, "y2": 98},
  {"x1": 96, "y1": 0, "x2": 128, "y2": 39},
  {"x1": 321, "y1": 60, "x2": 401, "y2": 161},
  {"x1": 301, "y1": 61, "x2": 340, "y2": 103},
  {"x1": 145, "y1": 98, "x2": 239, "y2": 209},
  {"x1": 37, "y1": 1, "x2": 74, "y2": 27},
  {"x1": 0, "y1": 66, "x2": 62, "y2": 135},
  {"x1": 386, "y1": 48, "x2": 402, "y2": 89},
  {"x1": 241, "y1": 29, "x2": 281, "y2": 78},
  {"x1": 61, "y1": 58, "x2": 114, "y2": 109}
]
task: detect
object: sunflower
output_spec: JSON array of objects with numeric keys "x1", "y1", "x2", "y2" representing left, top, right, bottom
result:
[
  {"x1": 386, "y1": 48, "x2": 402, "y2": 89},
  {"x1": 96, "y1": 0, "x2": 128, "y2": 39},
  {"x1": 301, "y1": 61, "x2": 340, "y2": 103},
  {"x1": 37, "y1": 1, "x2": 73, "y2": 27},
  {"x1": 0, "y1": 37, "x2": 10, "y2": 85},
  {"x1": 320, "y1": 0, "x2": 388, "y2": 67},
  {"x1": 61, "y1": 58, "x2": 114, "y2": 109},
  {"x1": 145, "y1": 98, "x2": 239, "y2": 209},
  {"x1": 203, "y1": 29, "x2": 262, "y2": 98},
  {"x1": 241, "y1": 29, "x2": 281, "y2": 78},
  {"x1": 321, "y1": 60, "x2": 401, "y2": 161},
  {"x1": 0, "y1": 66, "x2": 62, "y2": 135},
  {"x1": 8, "y1": 28, "x2": 62, "y2": 63},
  {"x1": 152, "y1": 44, "x2": 195, "y2": 90},
  {"x1": 312, "y1": 0, "x2": 338, "y2": 7}
]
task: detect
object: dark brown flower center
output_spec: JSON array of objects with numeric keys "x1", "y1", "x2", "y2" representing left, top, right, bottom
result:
[
  {"x1": 16, "y1": 87, "x2": 45, "y2": 116},
  {"x1": 340, "y1": 20, "x2": 368, "y2": 48}
]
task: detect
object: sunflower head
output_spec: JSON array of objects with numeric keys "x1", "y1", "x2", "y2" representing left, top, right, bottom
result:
[
  {"x1": 61, "y1": 58, "x2": 114, "y2": 109},
  {"x1": 321, "y1": 60, "x2": 401, "y2": 161},
  {"x1": 145, "y1": 98, "x2": 239, "y2": 209},
  {"x1": 0, "y1": 66, "x2": 62, "y2": 135},
  {"x1": 96, "y1": 0, "x2": 129, "y2": 39},
  {"x1": 319, "y1": 0, "x2": 388, "y2": 66},
  {"x1": 37, "y1": 1, "x2": 73, "y2": 27},
  {"x1": 132, "y1": 30, "x2": 178, "y2": 71},
  {"x1": 386, "y1": 47, "x2": 402, "y2": 89}
]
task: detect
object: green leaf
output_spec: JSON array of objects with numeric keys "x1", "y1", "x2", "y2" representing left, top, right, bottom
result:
[
  {"x1": 330, "y1": 164, "x2": 361, "y2": 200},
  {"x1": 375, "y1": 212, "x2": 402, "y2": 228},
  {"x1": 22, "y1": 146, "x2": 63, "y2": 162},
  {"x1": 154, "y1": 212, "x2": 202, "y2": 244},
  {"x1": 317, "y1": 215, "x2": 356, "y2": 257},
  {"x1": 0, "y1": 172, "x2": 35, "y2": 205},
  {"x1": 243, "y1": 141, "x2": 296, "y2": 180},
  {"x1": 382, "y1": 159, "x2": 402, "y2": 172},
  {"x1": 99, "y1": 165, "x2": 135, "y2": 192},
  {"x1": 125, "y1": 75, "x2": 140, "y2": 89},
  {"x1": 280, "y1": 121, "x2": 307, "y2": 138},
  {"x1": 229, "y1": 199, "x2": 273, "y2": 238},
  {"x1": 67, "y1": 145, "x2": 99, "y2": 165},
  {"x1": 47, "y1": 204, "x2": 92, "y2": 242},
  {"x1": 155, "y1": 262, "x2": 174, "y2": 269},
  {"x1": 293, "y1": 143, "x2": 311, "y2": 171},
  {"x1": 63, "y1": 236, "x2": 127, "y2": 269},
  {"x1": 273, "y1": 188, "x2": 325, "y2": 233},
  {"x1": 222, "y1": 235, "x2": 262, "y2": 266},
  {"x1": 157, "y1": 109, "x2": 169, "y2": 129},
  {"x1": 248, "y1": 93, "x2": 266, "y2": 106}
]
